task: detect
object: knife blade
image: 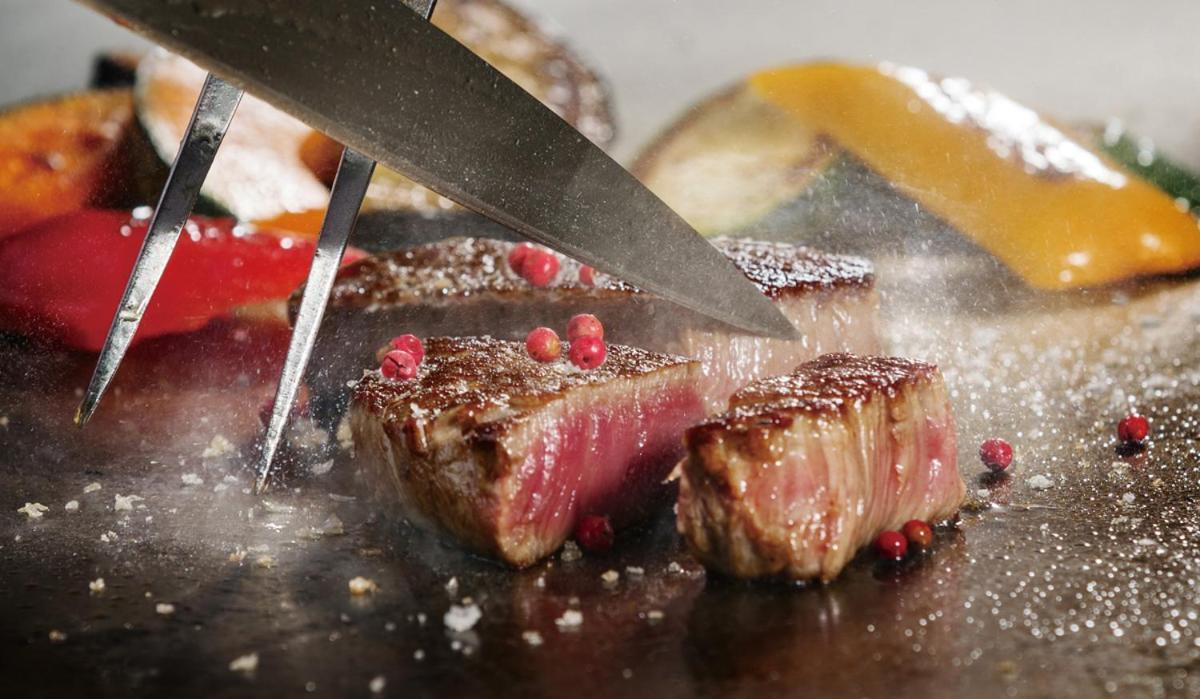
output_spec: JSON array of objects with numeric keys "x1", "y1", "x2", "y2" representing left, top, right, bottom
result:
[{"x1": 74, "y1": 0, "x2": 798, "y2": 340}]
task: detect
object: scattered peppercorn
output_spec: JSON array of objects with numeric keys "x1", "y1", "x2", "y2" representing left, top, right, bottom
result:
[
  {"x1": 525, "y1": 327, "x2": 562, "y2": 363},
  {"x1": 901, "y1": 519, "x2": 933, "y2": 550},
  {"x1": 521, "y1": 250, "x2": 559, "y2": 287},
  {"x1": 1117, "y1": 414, "x2": 1150, "y2": 443},
  {"x1": 388, "y1": 334, "x2": 425, "y2": 365},
  {"x1": 579, "y1": 265, "x2": 596, "y2": 286},
  {"x1": 381, "y1": 349, "x2": 418, "y2": 380},
  {"x1": 875, "y1": 530, "x2": 908, "y2": 561},
  {"x1": 508, "y1": 243, "x2": 536, "y2": 275},
  {"x1": 569, "y1": 336, "x2": 606, "y2": 370},
  {"x1": 574, "y1": 514, "x2": 614, "y2": 553},
  {"x1": 567, "y1": 313, "x2": 604, "y2": 342},
  {"x1": 979, "y1": 438, "x2": 1013, "y2": 472}
]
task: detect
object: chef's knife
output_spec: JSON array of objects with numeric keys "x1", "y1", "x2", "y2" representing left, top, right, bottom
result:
[
  {"x1": 73, "y1": 0, "x2": 799, "y2": 489},
  {"x1": 73, "y1": 0, "x2": 796, "y2": 340}
]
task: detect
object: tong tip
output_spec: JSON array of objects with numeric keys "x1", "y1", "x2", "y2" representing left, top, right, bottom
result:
[{"x1": 73, "y1": 402, "x2": 91, "y2": 428}]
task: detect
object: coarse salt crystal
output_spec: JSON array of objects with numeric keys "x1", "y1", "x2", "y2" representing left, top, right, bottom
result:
[
  {"x1": 229, "y1": 652, "x2": 259, "y2": 673},
  {"x1": 444, "y1": 603, "x2": 482, "y2": 632},
  {"x1": 83, "y1": 482, "x2": 102, "y2": 493},
  {"x1": 64, "y1": 500, "x2": 79, "y2": 512},
  {"x1": 255, "y1": 555, "x2": 275, "y2": 569},
  {"x1": 202, "y1": 434, "x2": 236, "y2": 458},
  {"x1": 522, "y1": 630, "x2": 544, "y2": 646},
  {"x1": 445, "y1": 576, "x2": 459, "y2": 595},
  {"x1": 181, "y1": 473, "x2": 203, "y2": 486},
  {"x1": 48, "y1": 630, "x2": 67, "y2": 643},
  {"x1": 646, "y1": 609, "x2": 665, "y2": 623},
  {"x1": 1026, "y1": 475, "x2": 1054, "y2": 491},
  {"x1": 89, "y1": 578, "x2": 106, "y2": 593},
  {"x1": 601, "y1": 570, "x2": 620, "y2": 585},
  {"x1": 560, "y1": 540, "x2": 582, "y2": 562},
  {"x1": 369, "y1": 676, "x2": 386, "y2": 694},
  {"x1": 349, "y1": 576, "x2": 378, "y2": 596},
  {"x1": 156, "y1": 603, "x2": 175, "y2": 615},
  {"x1": 555, "y1": 609, "x2": 583, "y2": 630},
  {"x1": 625, "y1": 566, "x2": 645, "y2": 577},
  {"x1": 114, "y1": 494, "x2": 143, "y2": 512},
  {"x1": 18, "y1": 502, "x2": 48, "y2": 519}
]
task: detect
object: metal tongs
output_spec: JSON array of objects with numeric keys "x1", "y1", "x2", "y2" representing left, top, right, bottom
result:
[{"x1": 73, "y1": 0, "x2": 798, "y2": 492}]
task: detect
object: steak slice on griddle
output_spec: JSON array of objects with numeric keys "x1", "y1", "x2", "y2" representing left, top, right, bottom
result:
[
  {"x1": 351, "y1": 336, "x2": 705, "y2": 567},
  {"x1": 302, "y1": 236, "x2": 880, "y2": 419},
  {"x1": 677, "y1": 353, "x2": 965, "y2": 582}
]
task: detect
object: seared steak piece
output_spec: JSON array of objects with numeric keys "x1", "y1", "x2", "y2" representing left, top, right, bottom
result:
[
  {"x1": 677, "y1": 353, "x2": 965, "y2": 582},
  {"x1": 303, "y1": 237, "x2": 880, "y2": 419},
  {"x1": 351, "y1": 336, "x2": 705, "y2": 567}
]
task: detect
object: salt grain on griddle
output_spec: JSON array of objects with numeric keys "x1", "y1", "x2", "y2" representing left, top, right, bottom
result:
[
  {"x1": 156, "y1": 603, "x2": 175, "y2": 615},
  {"x1": 645, "y1": 609, "x2": 665, "y2": 624},
  {"x1": 64, "y1": 500, "x2": 79, "y2": 512},
  {"x1": 180, "y1": 473, "x2": 203, "y2": 486},
  {"x1": 522, "y1": 630, "x2": 544, "y2": 646},
  {"x1": 48, "y1": 630, "x2": 67, "y2": 643},
  {"x1": 625, "y1": 566, "x2": 645, "y2": 577},
  {"x1": 369, "y1": 676, "x2": 386, "y2": 694},
  {"x1": 114, "y1": 494, "x2": 143, "y2": 512},
  {"x1": 89, "y1": 578, "x2": 105, "y2": 593},
  {"x1": 601, "y1": 570, "x2": 619, "y2": 585},
  {"x1": 560, "y1": 540, "x2": 582, "y2": 562},
  {"x1": 445, "y1": 576, "x2": 459, "y2": 596},
  {"x1": 17, "y1": 502, "x2": 48, "y2": 519},
  {"x1": 444, "y1": 603, "x2": 481, "y2": 633},
  {"x1": 1026, "y1": 475, "x2": 1054, "y2": 491},
  {"x1": 229, "y1": 652, "x2": 259, "y2": 673},
  {"x1": 83, "y1": 482, "x2": 102, "y2": 494},
  {"x1": 202, "y1": 434, "x2": 236, "y2": 458},
  {"x1": 555, "y1": 609, "x2": 583, "y2": 630},
  {"x1": 349, "y1": 577, "x2": 378, "y2": 596}
]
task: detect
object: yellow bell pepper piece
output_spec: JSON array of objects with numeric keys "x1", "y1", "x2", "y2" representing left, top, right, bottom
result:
[{"x1": 750, "y1": 63, "x2": 1200, "y2": 290}]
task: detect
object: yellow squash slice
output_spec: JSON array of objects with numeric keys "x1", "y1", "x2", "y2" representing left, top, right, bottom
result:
[{"x1": 750, "y1": 63, "x2": 1200, "y2": 290}]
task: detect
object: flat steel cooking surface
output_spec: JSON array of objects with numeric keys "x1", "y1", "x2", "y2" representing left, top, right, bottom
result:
[{"x1": 5, "y1": 256, "x2": 1200, "y2": 698}]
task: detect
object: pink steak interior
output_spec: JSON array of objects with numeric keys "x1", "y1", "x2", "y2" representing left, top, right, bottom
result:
[{"x1": 498, "y1": 381, "x2": 705, "y2": 562}]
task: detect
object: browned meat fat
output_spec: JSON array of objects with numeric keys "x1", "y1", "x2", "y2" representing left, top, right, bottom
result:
[
  {"x1": 351, "y1": 336, "x2": 705, "y2": 567},
  {"x1": 677, "y1": 353, "x2": 965, "y2": 582},
  {"x1": 300, "y1": 237, "x2": 881, "y2": 420}
]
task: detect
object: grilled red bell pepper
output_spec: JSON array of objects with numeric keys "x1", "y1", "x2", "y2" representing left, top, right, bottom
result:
[{"x1": 0, "y1": 209, "x2": 365, "y2": 351}]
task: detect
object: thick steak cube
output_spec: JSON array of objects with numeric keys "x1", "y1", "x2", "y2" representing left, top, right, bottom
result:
[
  {"x1": 352, "y1": 336, "x2": 705, "y2": 567},
  {"x1": 677, "y1": 353, "x2": 965, "y2": 581}
]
